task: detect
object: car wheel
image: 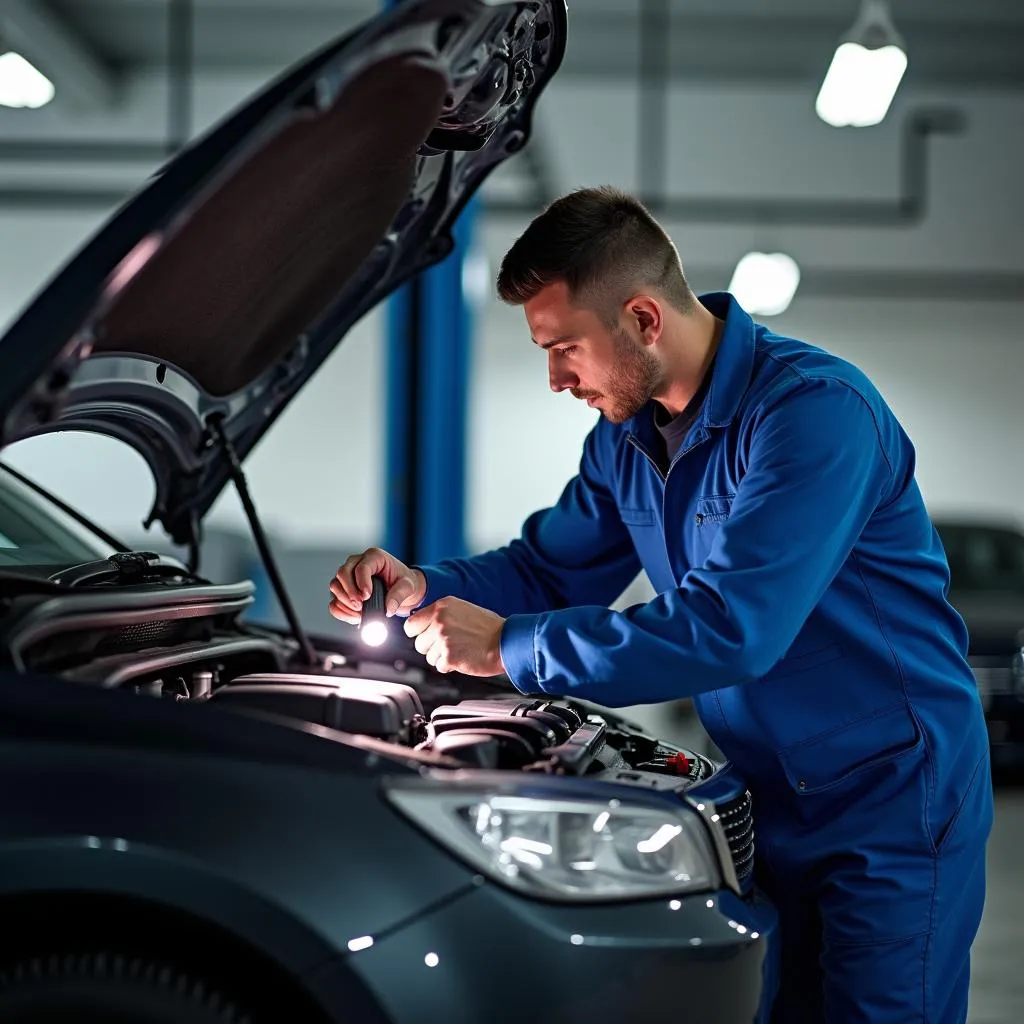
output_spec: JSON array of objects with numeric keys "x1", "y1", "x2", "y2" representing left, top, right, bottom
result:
[{"x1": 0, "y1": 951, "x2": 251, "y2": 1023}]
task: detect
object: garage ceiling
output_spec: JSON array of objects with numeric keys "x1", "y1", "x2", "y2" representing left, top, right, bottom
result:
[{"x1": 37, "y1": 0, "x2": 1024, "y2": 89}]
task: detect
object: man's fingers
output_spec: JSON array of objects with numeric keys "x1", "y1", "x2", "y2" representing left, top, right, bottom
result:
[
  {"x1": 424, "y1": 639, "x2": 451, "y2": 673},
  {"x1": 352, "y1": 552, "x2": 385, "y2": 599},
  {"x1": 387, "y1": 578, "x2": 418, "y2": 617},
  {"x1": 333, "y1": 549, "x2": 422, "y2": 616},
  {"x1": 389, "y1": 568, "x2": 427, "y2": 616},
  {"x1": 404, "y1": 608, "x2": 430, "y2": 637},
  {"x1": 328, "y1": 597, "x2": 361, "y2": 625},
  {"x1": 333, "y1": 555, "x2": 364, "y2": 606}
]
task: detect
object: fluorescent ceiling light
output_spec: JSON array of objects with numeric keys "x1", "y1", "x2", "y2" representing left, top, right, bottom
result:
[
  {"x1": 0, "y1": 50, "x2": 55, "y2": 109},
  {"x1": 728, "y1": 252, "x2": 801, "y2": 317},
  {"x1": 815, "y1": 1, "x2": 907, "y2": 128}
]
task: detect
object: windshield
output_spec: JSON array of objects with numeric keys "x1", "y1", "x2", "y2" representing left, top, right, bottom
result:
[
  {"x1": 935, "y1": 522, "x2": 1024, "y2": 594},
  {"x1": 0, "y1": 465, "x2": 116, "y2": 571}
]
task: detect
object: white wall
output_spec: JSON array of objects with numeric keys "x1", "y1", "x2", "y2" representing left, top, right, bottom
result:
[{"x1": 1, "y1": 67, "x2": 1022, "y2": 553}]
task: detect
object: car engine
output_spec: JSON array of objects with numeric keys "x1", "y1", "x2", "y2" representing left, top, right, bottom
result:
[{"x1": 207, "y1": 672, "x2": 713, "y2": 783}]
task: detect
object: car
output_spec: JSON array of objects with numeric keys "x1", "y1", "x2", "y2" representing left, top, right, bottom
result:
[
  {"x1": 933, "y1": 517, "x2": 1024, "y2": 766},
  {"x1": 0, "y1": 2, "x2": 778, "y2": 1022}
]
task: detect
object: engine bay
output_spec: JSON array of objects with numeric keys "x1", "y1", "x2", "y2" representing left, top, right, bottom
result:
[
  {"x1": 0, "y1": 582, "x2": 715, "y2": 787},
  {"x1": 205, "y1": 672, "x2": 717, "y2": 787}
]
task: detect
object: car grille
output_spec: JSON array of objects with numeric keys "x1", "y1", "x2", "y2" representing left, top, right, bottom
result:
[
  {"x1": 94, "y1": 619, "x2": 190, "y2": 655},
  {"x1": 717, "y1": 790, "x2": 755, "y2": 884}
]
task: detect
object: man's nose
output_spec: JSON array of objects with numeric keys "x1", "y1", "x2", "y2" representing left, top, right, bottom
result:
[{"x1": 549, "y1": 357, "x2": 578, "y2": 393}]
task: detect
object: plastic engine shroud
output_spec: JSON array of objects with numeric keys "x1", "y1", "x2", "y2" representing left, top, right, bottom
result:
[{"x1": 208, "y1": 673, "x2": 715, "y2": 784}]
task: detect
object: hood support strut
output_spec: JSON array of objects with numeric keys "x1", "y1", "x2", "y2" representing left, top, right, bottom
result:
[{"x1": 209, "y1": 416, "x2": 318, "y2": 668}]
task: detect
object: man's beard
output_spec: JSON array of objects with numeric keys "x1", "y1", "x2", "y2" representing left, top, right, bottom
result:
[{"x1": 572, "y1": 328, "x2": 662, "y2": 424}]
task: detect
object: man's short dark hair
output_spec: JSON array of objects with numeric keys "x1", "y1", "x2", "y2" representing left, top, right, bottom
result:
[{"x1": 496, "y1": 186, "x2": 694, "y2": 321}]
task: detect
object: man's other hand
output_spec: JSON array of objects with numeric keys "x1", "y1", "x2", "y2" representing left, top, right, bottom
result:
[
  {"x1": 404, "y1": 598, "x2": 507, "y2": 676},
  {"x1": 329, "y1": 547, "x2": 427, "y2": 625}
]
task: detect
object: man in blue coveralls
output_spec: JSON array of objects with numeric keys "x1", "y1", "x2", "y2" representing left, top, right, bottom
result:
[{"x1": 331, "y1": 187, "x2": 993, "y2": 1022}]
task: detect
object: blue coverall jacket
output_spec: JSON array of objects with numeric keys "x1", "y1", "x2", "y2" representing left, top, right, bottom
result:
[{"x1": 419, "y1": 293, "x2": 993, "y2": 1022}]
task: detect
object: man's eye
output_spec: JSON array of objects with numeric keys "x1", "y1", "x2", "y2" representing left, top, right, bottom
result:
[{"x1": 558, "y1": 345, "x2": 577, "y2": 356}]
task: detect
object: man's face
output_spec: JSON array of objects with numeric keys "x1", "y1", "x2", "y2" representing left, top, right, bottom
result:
[{"x1": 524, "y1": 280, "x2": 663, "y2": 424}]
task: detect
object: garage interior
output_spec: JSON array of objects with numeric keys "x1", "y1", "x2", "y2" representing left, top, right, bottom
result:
[{"x1": 0, "y1": 0, "x2": 1021, "y2": 1020}]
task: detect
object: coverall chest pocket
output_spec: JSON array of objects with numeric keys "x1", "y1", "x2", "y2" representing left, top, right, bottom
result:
[{"x1": 692, "y1": 494, "x2": 735, "y2": 561}]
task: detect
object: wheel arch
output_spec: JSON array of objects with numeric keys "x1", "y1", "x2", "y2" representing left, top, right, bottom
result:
[{"x1": 0, "y1": 845, "x2": 388, "y2": 1023}]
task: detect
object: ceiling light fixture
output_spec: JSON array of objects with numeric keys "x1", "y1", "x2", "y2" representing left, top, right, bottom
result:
[
  {"x1": 728, "y1": 252, "x2": 801, "y2": 317},
  {"x1": 0, "y1": 50, "x2": 55, "y2": 109},
  {"x1": 815, "y1": 0, "x2": 907, "y2": 128}
]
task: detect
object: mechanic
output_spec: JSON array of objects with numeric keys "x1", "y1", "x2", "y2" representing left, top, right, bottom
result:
[{"x1": 330, "y1": 186, "x2": 992, "y2": 1023}]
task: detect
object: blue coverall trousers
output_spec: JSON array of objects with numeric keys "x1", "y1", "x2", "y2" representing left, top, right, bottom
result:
[{"x1": 752, "y1": 747, "x2": 993, "y2": 1023}]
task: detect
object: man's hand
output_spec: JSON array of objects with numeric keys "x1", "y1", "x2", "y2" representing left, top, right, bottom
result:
[
  {"x1": 329, "y1": 547, "x2": 427, "y2": 625},
  {"x1": 404, "y1": 597, "x2": 507, "y2": 676}
]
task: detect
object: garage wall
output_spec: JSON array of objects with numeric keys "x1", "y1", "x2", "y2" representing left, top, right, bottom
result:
[{"x1": 1, "y1": 70, "x2": 1021, "y2": 553}]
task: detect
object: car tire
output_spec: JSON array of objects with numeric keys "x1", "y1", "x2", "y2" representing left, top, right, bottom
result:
[{"x1": 0, "y1": 951, "x2": 251, "y2": 1023}]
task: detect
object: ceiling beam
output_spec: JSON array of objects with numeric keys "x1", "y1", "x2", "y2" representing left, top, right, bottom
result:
[{"x1": 0, "y1": 0, "x2": 116, "y2": 110}]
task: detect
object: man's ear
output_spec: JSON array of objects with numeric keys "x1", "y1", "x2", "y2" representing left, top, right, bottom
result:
[{"x1": 625, "y1": 295, "x2": 663, "y2": 346}]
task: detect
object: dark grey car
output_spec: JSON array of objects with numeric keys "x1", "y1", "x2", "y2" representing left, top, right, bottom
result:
[
  {"x1": 0, "y1": 2, "x2": 778, "y2": 1021},
  {"x1": 933, "y1": 518, "x2": 1024, "y2": 764}
]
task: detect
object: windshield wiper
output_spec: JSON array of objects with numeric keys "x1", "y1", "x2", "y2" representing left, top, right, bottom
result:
[
  {"x1": 48, "y1": 550, "x2": 202, "y2": 588},
  {"x1": 208, "y1": 415, "x2": 318, "y2": 668}
]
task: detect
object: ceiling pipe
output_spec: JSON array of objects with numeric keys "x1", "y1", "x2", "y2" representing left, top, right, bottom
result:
[
  {"x1": 494, "y1": 106, "x2": 967, "y2": 226},
  {"x1": 0, "y1": 103, "x2": 965, "y2": 228}
]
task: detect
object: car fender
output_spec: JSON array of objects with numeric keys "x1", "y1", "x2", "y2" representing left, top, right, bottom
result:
[{"x1": 0, "y1": 839, "x2": 341, "y2": 973}]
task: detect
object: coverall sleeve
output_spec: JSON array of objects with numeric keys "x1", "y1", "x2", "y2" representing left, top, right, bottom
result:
[
  {"x1": 415, "y1": 422, "x2": 642, "y2": 618},
  {"x1": 499, "y1": 378, "x2": 895, "y2": 704}
]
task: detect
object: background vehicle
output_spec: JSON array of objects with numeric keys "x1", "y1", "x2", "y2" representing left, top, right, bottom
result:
[
  {"x1": 934, "y1": 518, "x2": 1024, "y2": 766},
  {"x1": 0, "y1": 2, "x2": 777, "y2": 1021}
]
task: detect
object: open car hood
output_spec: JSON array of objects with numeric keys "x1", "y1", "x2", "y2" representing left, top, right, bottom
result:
[{"x1": 0, "y1": 0, "x2": 565, "y2": 546}]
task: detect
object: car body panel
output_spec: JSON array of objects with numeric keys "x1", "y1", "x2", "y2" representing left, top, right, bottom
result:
[
  {"x1": 347, "y1": 883, "x2": 778, "y2": 1024},
  {"x1": 0, "y1": 725, "x2": 475, "y2": 952}
]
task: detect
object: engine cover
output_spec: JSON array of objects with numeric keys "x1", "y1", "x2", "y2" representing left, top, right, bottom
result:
[
  {"x1": 209, "y1": 673, "x2": 425, "y2": 743},
  {"x1": 208, "y1": 675, "x2": 714, "y2": 784}
]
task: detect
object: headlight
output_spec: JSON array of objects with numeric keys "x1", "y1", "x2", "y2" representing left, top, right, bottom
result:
[{"x1": 385, "y1": 781, "x2": 721, "y2": 902}]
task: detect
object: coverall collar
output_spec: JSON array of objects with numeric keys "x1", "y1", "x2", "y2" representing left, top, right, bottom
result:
[
  {"x1": 627, "y1": 291, "x2": 757, "y2": 442},
  {"x1": 695, "y1": 291, "x2": 757, "y2": 429}
]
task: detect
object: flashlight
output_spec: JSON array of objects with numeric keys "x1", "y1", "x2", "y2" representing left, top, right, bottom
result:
[{"x1": 360, "y1": 576, "x2": 389, "y2": 647}]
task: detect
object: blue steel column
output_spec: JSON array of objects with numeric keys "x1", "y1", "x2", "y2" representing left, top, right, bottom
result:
[
  {"x1": 384, "y1": 202, "x2": 476, "y2": 565},
  {"x1": 383, "y1": 276, "x2": 416, "y2": 561},
  {"x1": 415, "y1": 203, "x2": 475, "y2": 563}
]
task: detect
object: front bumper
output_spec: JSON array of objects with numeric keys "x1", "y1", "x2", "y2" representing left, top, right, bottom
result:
[{"x1": 342, "y1": 881, "x2": 779, "y2": 1024}]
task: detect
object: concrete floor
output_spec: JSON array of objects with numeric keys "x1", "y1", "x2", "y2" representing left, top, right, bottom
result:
[{"x1": 969, "y1": 786, "x2": 1023, "y2": 1024}]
